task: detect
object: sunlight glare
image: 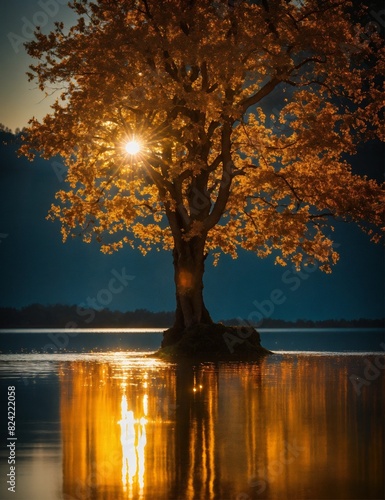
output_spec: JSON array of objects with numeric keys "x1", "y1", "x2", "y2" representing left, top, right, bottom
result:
[{"x1": 125, "y1": 139, "x2": 141, "y2": 155}]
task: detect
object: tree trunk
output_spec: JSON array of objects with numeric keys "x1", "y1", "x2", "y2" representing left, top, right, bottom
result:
[
  {"x1": 159, "y1": 228, "x2": 271, "y2": 359},
  {"x1": 162, "y1": 236, "x2": 213, "y2": 347},
  {"x1": 173, "y1": 236, "x2": 213, "y2": 329}
]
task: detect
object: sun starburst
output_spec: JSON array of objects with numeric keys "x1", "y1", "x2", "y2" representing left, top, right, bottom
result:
[{"x1": 125, "y1": 139, "x2": 141, "y2": 155}]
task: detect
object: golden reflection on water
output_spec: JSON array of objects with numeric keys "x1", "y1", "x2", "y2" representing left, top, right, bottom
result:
[
  {"x1": 119, "y1": 394, "x2": 147, "y2": 494},
  {"x1": 59, "y1": 354, "x2": 384, "y2": 500}
]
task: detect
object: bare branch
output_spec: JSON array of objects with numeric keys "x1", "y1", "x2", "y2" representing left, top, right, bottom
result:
[
  {"x1": 274, "y1": 173, "x2": 303, "y2": 208},
  {"x1": 240, "y1": 77, "x2": 281, "y2": 114},
  {"x1": 205, "y1": 122, "x2": 233, "y2": 230}
]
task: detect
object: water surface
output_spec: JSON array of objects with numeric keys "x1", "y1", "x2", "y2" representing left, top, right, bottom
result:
[
  {"x1": 0, "y1": 343, "x2": 383, "y2": 499},
  {"x1": 0, "y1": 327, "x2": 383, "y2": 353}
]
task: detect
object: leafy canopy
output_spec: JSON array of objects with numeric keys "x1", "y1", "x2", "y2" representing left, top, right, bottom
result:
[{"x1": 22, "y1": 0, "x2": 384, "y2": 272}]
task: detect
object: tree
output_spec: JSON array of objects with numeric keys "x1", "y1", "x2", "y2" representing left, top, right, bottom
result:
[{"x1": 21, "y1": 0, "x2": 384, "y2": 353}]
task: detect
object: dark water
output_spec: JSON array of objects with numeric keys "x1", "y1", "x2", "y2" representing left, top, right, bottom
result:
[
  {"x1": 0, "y1": 330, "x2": 384, "y2": 500},
  {"x1": 0, "y1": 327, "x2": 383, "y2": 354}
]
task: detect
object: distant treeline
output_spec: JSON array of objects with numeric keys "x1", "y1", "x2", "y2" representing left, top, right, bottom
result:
[
  {"x1": 0, "y1": 304, "x2": 383, "y2": 329},
  {"x1": 0, "y1": 304, "x2": 174, "y2": 328},
  {"x1": 222, "y1": 317, "x2": 384, "y2": 329}
]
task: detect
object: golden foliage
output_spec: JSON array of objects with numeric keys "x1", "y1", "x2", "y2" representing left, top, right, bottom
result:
[{"x1": 21, "y1": 0, "x2": 384, "y2": 270}]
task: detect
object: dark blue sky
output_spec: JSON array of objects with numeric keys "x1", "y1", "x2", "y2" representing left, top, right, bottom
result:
[{"x1": 0, "y1": 1, "x2": 384, "y2": 322}]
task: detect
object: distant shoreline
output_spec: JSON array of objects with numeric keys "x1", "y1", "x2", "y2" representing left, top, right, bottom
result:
[{"x1": 0, "y1": 304, "x2": 383, "y2": 330}]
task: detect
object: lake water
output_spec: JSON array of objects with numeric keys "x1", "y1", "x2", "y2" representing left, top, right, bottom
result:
[{"x1": 0, "y1": 329, "x2": 384, "y2": 500}]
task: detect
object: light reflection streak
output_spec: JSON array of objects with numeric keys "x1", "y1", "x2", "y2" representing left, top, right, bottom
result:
[{"x1": 119, "y1": 391, "x2": 148, "y2": 497}]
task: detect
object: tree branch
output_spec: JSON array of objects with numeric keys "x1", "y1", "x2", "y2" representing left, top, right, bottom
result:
[
  {"x1": 240, "y1": 77, "x2": 281, "y2": 113},
  {"x1": 274, "y1": 172, "x2": 303, "y2": 208},
  {"x1": 205, "y1": 122, "x2": 233, "y2": 230},
  {"x1": 308, "y1": 212, "x2": 335, "y2": 219}
]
